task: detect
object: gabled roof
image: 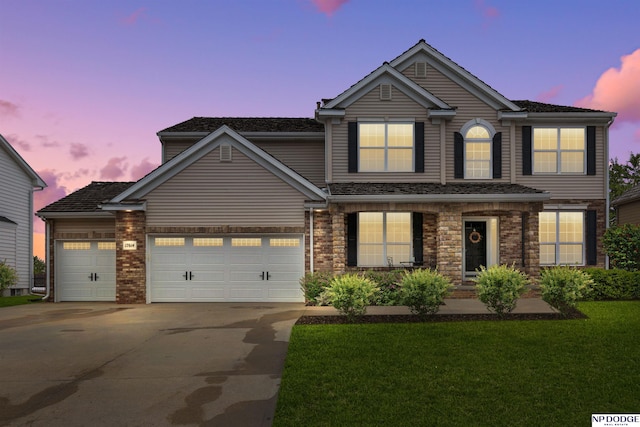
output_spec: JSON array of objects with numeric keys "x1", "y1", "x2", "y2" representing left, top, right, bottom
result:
[
  {"x1": 511, "y1": 100, "x2": 609, "y2": 114},
  {"x1": 611, "y1": 184, "x2": 640, "y2": 207},
  {"x1": 321, "y1": 62, "x2": 452, "y2": 111},
  {"x1": 159, "y1": 117, "x2": 324, "y2": 134},
  {"x1": 388, "y1": 40, "x2": 522, "y2": 112},
  {"x1": 109, "y1": 125, "x2": 327, "y2": 205},
  {"x1": 328, "y1": 182, "x2": 550, "y2": 203},
  {"x1": 0, "y1": 134, "x2": 47, "y2": 188},
  {"x1": 37, "y1": 181, "x2": 135, "y2": 217}
]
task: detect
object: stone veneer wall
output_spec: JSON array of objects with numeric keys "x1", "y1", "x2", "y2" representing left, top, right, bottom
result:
[
  {"x1": 305, "y1": 210, "x2": 333, "y2": 272},
  {"x1": 115, "y1": 211, "x2": 146, "y2": 304}
]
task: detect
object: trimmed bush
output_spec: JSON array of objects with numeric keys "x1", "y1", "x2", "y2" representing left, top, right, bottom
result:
[
  {"x1": 363, "y1": 270, "x2": 404, "y2": 306},
  {"x1": 400, "y1": 269, "x2": 452, "y2": 316},
  {"x1": 323, "y1": 273, "x2": 379, "y2": 320},
  {"x1": 474, "y1": 265, "x2": 529, "y2": 317},
  {"x1": 583, "y1": 268, "x2": 640, "y2": 300},
  {"x1": 540, "y1": 267, "x2": 592, "y2": 315},
  {"x1": 300, "y1": 272, "x2": 333, "y2": 305},
  {"x1": 603, "y1": 224, "x2": 640, "y2": 271},
  {"x1": 0, "y1": 260, "x2": 19, "y2": 293}
]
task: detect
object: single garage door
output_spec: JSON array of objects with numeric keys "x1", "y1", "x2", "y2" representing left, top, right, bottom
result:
[
  {"x1": 150, "y1": 235, "x2": 304, "y2": 302},
  {"x1": 56, "y1": 241, "x2": 116, "y2": 301}
]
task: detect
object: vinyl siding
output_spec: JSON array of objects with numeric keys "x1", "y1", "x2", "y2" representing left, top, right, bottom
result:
[
  {"x1": 145, "y1": 146, "x2": 308, "y2": 227},
  {"x1": 0, "y1": 145, "x2": 35, "y2": 290},
  {"x1": 617, "y1": 201, "x2": 640, "y2": 225},
  {"x1": 516, "y1": 125, "x2": 607, "y2": 199},
  {"x1": 332, "y1": 85, "x2": 436, "y2": 182},
  {"x1": 164, "y1": 138, "x2": 325, "y2": 187}
]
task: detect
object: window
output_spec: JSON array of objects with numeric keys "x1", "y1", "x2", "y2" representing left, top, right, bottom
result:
[
  {"x1": 464, "y1": 125, "x2": 491, "y2": 178},
  {"x1": 193, "y1": 238, "x2": 223, "y2": 247},
  {"x1": 358, "y1": 212, "x2": 411, "y2": 266},
  {"x1": 539, "y1": 211, "x2": 584, "y2": 265},
  {"x1": 359, "y1": 123, "x2": 414, "y2": 172},
  {"x1": 533, "y1": 127, "x2": 585, "y2": 174},
  {"x1": 231, "y1": 238, "x2": 261, "y2": 247},
  {"x1": 154, "y1": 237, "x2": 185, "y2": 247}
]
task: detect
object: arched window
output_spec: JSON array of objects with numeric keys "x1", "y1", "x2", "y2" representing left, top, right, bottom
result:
[{"x1": 455, "y1": 119, "x2": 500, "y2": 180}]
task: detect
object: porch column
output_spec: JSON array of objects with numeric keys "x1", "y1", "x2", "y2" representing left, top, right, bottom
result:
[
  {"x1": 437, "y1": 205, "x2": 462, "y2": 285},
  {"x1": 330, "y1": 205, "x2": 346, "y2": 274},
  {"x1": 115, "y1": 211, "x2": 146, "y2": 304}
]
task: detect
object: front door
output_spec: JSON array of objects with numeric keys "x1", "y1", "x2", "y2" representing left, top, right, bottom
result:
[{"x1": 464, "y1": 221, "x2": 487, "y2": 273}]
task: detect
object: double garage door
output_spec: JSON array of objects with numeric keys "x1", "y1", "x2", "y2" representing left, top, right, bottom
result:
[
  {"x1": 149, "y1": 235, "x2": 304, "y2": 302},
  {"x1": 55, "y1": 235, "x2": 304, "y2": 302}
]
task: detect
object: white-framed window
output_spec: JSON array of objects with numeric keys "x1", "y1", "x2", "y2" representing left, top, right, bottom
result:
[
  {"x1": 359, "y1": 123, "x2": 414, "y2": 172},
  {"x1": 358, "y1": 212, "x2": 411, "y2": 266},
  {"x1": 539, "y1": 211, "x2": 584, "y2": 265},
  {"x1": 533, "y1": 127, "x2": 585, "y2": 174},
  {"x1": 465, "y1": 125, "x2": 492, "y2": 178}
]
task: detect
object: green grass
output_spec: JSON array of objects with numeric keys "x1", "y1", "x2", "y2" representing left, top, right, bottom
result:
[
  {"x1": 0, "y1": 294, "x2": 44, "y2": 308},
  {"x1": 274, "y1": 301, "x2": 640, "y2": 426}
]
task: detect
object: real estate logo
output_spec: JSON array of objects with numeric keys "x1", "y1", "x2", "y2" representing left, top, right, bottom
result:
[{"x1": 592, "y1": 414, "x2": 640, "y2": 427}]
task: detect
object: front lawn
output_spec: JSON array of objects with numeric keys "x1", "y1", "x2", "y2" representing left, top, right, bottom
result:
[
  {"x1": 0, "y1": 294, "x2": 44, "y2": 308},
  {"x1": 274, "y1": 301, "x2": 640, "y2": 426}
]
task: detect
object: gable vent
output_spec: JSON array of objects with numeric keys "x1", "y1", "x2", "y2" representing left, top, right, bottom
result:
[
  {"x1": 415, "y1": 62, "x2": 427, "y2": 78},
  {"x1": 380, "y1": 84, "x2": 392, "y2": 101},
  {"x1": 220, "y1": 144, "x2": 232, "y2": 162}
]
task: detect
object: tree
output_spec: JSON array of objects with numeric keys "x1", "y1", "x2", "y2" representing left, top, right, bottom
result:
[
  {"x1": 609, "y1": 153, "x2": 640, "y2": 225},
  {"x1": 33, "y1": 256, "x2": 45, "y2": 275}
]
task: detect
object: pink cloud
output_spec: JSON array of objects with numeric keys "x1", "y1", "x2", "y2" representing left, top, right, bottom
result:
[
  {"x1": 100, "y1": 157, "x2": 128, "y2": 180},
  {"x1": 34, "y1": 169, "x2": 68, "y2": 233},
  {"x1": 130, "y1": 158, "x2": 159, "y2": 181},
  {"x1": 69, "y1": 143, "x2": 89, "y2": 160},
  {"x1": 0, "y1": 99, "x2": 19, "y2": 117},
  {"x1": 35, "y1": 135, "x2": 62, "y2": 148},
  {"x1": 120, "y1": 7, "x2": 147, "y2": 25},
  {"x1": 5, "y1": 134, "x2": 31, "y2": 152},
  {"x1": 575, "y1": 48, "x2": 640, "y2": 123},
  {"x1": 536, "y1": 85, "x2": 564, "y2": 103},
  {"x1": 311, "y1": 0, "x2": 349, "y2": 16},
  {"x1": 474, "y1": 0, "x2": 500, "y2": 23}
]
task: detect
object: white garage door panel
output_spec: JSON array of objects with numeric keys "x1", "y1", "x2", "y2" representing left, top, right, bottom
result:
[
  {"x1": 56, "y1": 241, "x2": 116, "y2": 302},
  {"x1": 150, "y1": 235, "x2": 304, "y2": 302}
]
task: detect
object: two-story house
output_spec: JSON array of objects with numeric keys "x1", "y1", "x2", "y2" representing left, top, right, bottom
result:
[{"x1": 37, "y1": 40, "x2": 615, "y2": 303}]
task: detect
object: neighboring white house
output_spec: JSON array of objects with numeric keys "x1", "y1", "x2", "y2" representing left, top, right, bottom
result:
[{"x1": 0, "y1": 134, "x2": 47, "y2": 296}]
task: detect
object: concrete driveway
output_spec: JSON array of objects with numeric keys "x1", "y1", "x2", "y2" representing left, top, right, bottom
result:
[{"x1": 0, "y1": 302, "x2": 305, "y2": 426}]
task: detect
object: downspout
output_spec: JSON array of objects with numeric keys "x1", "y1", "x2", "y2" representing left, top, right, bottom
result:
[
  {"x1": 309, "y1": 207, "x2": 314, "y2": 272},
  {"x1": 41, "y1": 220, "x2": 51, "y2": 301}
]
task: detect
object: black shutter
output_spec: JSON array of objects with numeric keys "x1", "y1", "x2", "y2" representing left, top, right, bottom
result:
[
  {"x1": 454, "y1": 132, "x2": 464, "y2": 179},
  {"x1": 414, "y1": 122, "x2": 424, "y2": 173},
  {"x1": 347, "y1": 213, "x2": 358, "y2": 266},
  {"x1": 522, "y1": 126, "x2": 532, "y2": 175},
  {"x1": 493, "y1": 132, "x2": 502, "y2": 179},
  {"x1": 348, "y1": 122, "x2": 358, "y2": 173},
  {"x1": 412, "y1": 212, "x2": 423, "y2": 265},
  {"x1": 586, "y1": 210, "x2": 597, "y2": 265},
  {"x1": 587, "y1": 126, "x2": 596, "y2": 175}
]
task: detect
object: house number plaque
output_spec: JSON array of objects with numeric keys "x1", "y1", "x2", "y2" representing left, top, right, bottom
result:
[{"x1": 123, "y1": 241, "x2": 137, "y2": 250}]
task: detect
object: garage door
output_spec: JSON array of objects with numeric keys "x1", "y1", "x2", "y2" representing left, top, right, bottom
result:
[
  {"x1": 56, "y1": 241, "x2": 116, "y2": 301},
  {"x1": 150, "y1": 235, "x2": 304, "y2": 302}
]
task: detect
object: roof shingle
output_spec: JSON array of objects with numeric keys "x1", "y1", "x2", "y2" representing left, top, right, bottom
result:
[
  {"x1": 38, "y1": 181, "x2": 136, "y2": 213},
  {"x1": 329, "y1": 182, "x2": 547, "y2": 196},
  {"x1": 159, "y1": 117, "x2": 324, "y2": 134}
]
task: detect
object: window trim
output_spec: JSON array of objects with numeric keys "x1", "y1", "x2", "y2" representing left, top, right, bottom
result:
[
  {"x1": 357, "y1": 121, "x2": 415, "y2": 172},
  {"x1": 460, "y1": 119, "x2": 495, "y2": 180},
  {"x1": 532, "y1": 127, "x2": 586, "y2": 175},
  {"x1": 539, "y1": 210, "x2": 585, "y2": 266},
  {"x1": 357, "y1": 212, "x2": 412, "y2": 267}
]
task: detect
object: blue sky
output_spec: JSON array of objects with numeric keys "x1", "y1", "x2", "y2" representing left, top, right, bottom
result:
[{"x1": 1, "y1": 0, "x2": 639, "y2": 257}]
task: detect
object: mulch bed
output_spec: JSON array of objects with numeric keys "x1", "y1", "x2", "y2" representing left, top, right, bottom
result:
[{"x1": 295, "y1": 308, "x2": 587, "y2": 325}]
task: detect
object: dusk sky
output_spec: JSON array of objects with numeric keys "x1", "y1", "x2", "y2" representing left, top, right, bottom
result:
[{"x1": 1, "y1": 0, "x2": 639, "y2": 259}]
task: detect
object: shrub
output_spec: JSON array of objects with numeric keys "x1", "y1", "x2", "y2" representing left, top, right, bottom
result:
[
  {"x1": 400, "y1": 269, "x2": 452, "y2": 316},
  {"x1": 474, "y1": 265, "x2": 529, "y2": 317},
  {"x1": 0, "y1": 260, "x2": 19, "y2": 293},
  {"x1": 323, "y1": 273, "x2": 379, "y2": 320},
  {"x1": 603, "y1": 224, "x2": 640, "y2": 271},
  {"x1": 363, "y1": 270, "x2": 404, "y2": 306},
  {"x1": 300, "y1": 272, "x2": 333, "y2": 305},
  {"x1": 539, "y1": 267, "x2": 592, "y2": 315},
  {"x1": 583, "y1": 268, "x2": 640, "y2": 300}
]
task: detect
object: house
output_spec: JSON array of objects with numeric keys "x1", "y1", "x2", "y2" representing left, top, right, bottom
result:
[
  {"x1": 37, "y1": 40, "x2": 616, "y2": 303},
  {"x1": 611, "y1": 185, "x2": 640, "y2": 225},
  {"x1": 0, "y1": 134, "x2": 47, "y2": 296}
]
